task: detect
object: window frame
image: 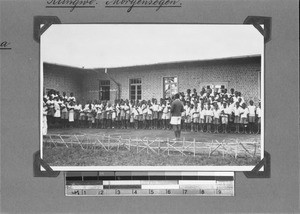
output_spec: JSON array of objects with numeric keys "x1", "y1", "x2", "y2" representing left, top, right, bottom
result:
[
  {"x1": 129, "y1": 78, "x2": 142, "y2": 101},
  {"x1": 99, "y1": 80, "x2": 110, "y2": 101},
  {"x1": 163, "y1": 76, "x2": 179, "y2": 99}
]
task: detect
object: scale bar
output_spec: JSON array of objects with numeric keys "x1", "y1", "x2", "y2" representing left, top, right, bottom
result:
[{"x1": 65, "y1": 171, "x2": 234, "y2": 196}]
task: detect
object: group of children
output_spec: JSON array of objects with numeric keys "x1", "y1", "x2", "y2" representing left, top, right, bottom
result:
[{"x1": 42, "y1": 87, "x2": 261, "y2": 135}]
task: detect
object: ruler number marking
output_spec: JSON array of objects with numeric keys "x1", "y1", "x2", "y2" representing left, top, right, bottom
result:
[{"x1": 71, "y1": 190, "x2": 80, "y2": 195}]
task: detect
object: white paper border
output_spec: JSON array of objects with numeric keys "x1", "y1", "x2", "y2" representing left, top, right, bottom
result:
[{"x1": 40, "y1": 23, "x2": 264, "y2": 171}]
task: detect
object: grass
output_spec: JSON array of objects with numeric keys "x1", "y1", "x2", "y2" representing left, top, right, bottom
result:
[{"x1": 43, "y1": 128, "x2": 261, "y2": 167}]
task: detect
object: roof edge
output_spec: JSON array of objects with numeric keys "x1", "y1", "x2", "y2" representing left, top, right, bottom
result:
[{"x1": 44, "y1": 54, "x2": 261, "y2": 71}]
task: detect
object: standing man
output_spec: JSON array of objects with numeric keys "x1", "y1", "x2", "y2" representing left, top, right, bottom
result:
[{"x1": 170, "y1": 93, "x2": 184, "y2": 140}]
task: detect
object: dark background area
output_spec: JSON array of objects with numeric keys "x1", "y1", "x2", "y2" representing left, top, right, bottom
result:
[{"x1": 0, "y1": 0, "x2": 299, "y2": 213}]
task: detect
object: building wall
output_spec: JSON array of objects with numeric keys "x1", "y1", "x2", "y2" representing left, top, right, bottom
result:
[
  {"x1": 44, "y1": 57, "x2": 261, "y2": 104},
  {"x1": 43, "y1": 64, "x2": 84, "y2": 101},
  {"x1": 82, "y1": 70, "x2": 119, "y2": 104},
  {"x1": 83, "y1": 59, "x2": 261, "y2": 103}
]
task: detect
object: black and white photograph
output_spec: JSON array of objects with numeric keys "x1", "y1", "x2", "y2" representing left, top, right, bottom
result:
[
  {"x1": 40, "y1": 24, "x2": 264, "y2": 171},
  {"x1": 1, "y1": 0, "x2": 299, "y2": 212}
]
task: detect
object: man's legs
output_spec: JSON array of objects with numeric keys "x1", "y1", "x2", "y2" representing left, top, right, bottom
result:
[
  {"x1": 177, "y1": 124, "x2": 181, "y2": 139},
  {"x1": 173, "y1": 124, "x2": 178, "y2": 139},
  {"x1": 173, "y1": 124, "x2": 181, "y2": 139}
]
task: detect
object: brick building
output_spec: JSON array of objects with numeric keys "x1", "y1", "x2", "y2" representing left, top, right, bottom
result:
[{"x1": 43, "y1": 54, "x2": 261, "y2": 104}]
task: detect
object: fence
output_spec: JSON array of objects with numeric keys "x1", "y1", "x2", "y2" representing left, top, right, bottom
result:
[{"x1": 43, "y1": 134, "x2": 261, "y2": 158}]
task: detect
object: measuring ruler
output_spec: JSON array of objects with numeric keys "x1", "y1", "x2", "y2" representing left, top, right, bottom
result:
[{"x1": 65, "y1": 171, "x2": 234, "y2": 196}]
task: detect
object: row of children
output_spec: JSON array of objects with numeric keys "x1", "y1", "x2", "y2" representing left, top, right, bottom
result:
[{"x1": 42, "y1": 87, "x2": 261, "y2": 135}]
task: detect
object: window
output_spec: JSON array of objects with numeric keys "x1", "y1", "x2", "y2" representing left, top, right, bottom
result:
[
  {"x1": 129, "y1": 78, "x2": 142, "y2": 100},
  {"x1": 99, "y1": 80, "x2": 110, "y2": 100},
  {"x1": 212, "y1": 84, "x2": 226, "y2": 92},
  {"x1": 45, "y1": 88, "x2": 57, "y2": 96},
  {"x1": 45, "y1": 88, "x2": 55, "y2": 94},
  {"x1": 163, "y1": 77, "x2": 178, "y2": 98},
  {"x1": 200, "y1": 82, "x2": 228, "y2": 93}
]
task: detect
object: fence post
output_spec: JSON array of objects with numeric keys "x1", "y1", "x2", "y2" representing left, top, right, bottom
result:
[
  {"x1": 222, "y1": 148, "x2": 225, "y2": 158},
  {"x1": 129, "y1": 137, "x2": 131, "y2": 151},
  {"x1": 159, "y1": 139, "x2": 161, "y2": 155},
  {"x1": 194, "y1": 139, "x2": 196, "y2": 157},
  {"x1": 102, "y1": 135, "x2": 104, "y2": 150},
  {"x1": 94, "y1": 135, "x2": 96, "y2": 152},
  {"x1": 167, "y1": 138, "x2": 169, "y2": 156},
  {"x1": 117, "y1": 137, "x2": 120, "y2": 152},
  {"x1": 235, "y1": 140, "x2": 238, "y2": 159},
  {"x1": 87, "y1": 134, "x2": 90, "y2": 150},
  {"x1": 49, "y1": 136, "x2": 57, "y2": 148},
  {"x1": 182, "y1": 138, "x2": 185, "y2": 156},
  {"x1": 108, "y1": 135, "x2": 110, "y2": 150},
  {"x1": 208, "y1": 141, "x2": 212, "y2": 157},
  {"x1": 146, "y1": 138, "x2": 149, "y2": 154}
]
